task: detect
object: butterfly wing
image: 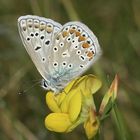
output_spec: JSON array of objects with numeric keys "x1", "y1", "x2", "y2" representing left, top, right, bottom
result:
[
  {"x1": 49, "y1": 21, "x2": 102, "y2": 88},
  {"x1": 18, "y1": 15, "x2": 62, "y2": 80}
]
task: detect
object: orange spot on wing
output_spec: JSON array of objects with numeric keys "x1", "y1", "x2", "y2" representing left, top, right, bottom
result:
[
  {"x1": 87, "y1": 51, "x2": 93, "y2": 57},
  {"x1": 87, "y1": 51, "x2": 94, "y2": 60},
  {"x1": 69, "y1": 29, "x2": 76, "y2": 34},
  {"x1": 62, "y1": 31, "x2": 68, "y2": 37},
  {"x1": 78, "y1": 36, "x2": 86, "y2": 42},
  {"x1": 82, "y1": 43, "x2": 90, "y2": 48},
  {"x1": 75, "y1": 31, "x2": 81, "y2": 37}
]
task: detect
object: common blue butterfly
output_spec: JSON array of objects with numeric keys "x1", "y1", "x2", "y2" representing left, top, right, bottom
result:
[{"x1": 18, "y1": 15, "x2": 102, "y2": 93}]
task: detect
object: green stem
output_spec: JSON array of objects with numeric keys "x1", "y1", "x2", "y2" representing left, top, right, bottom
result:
[
  {"x1": 93, "y1": 131, "x2": 100, "y2": 140},
  {"x1": 112, "y1": 104, "x2": 127, "y2": 140},
  {"x1": 60, "y1": 0, "x2": 80, "y2": 20}
]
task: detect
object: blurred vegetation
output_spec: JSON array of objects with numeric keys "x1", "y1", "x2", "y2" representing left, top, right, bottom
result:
[{"x1": 0, "y1": 0, "x2": 140, "y2": 140}]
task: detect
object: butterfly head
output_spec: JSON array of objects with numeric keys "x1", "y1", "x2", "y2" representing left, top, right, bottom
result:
[
  {"x1": 41, "y1": 79, "x2": 51, "y2": 91},
  {"x1": 41, "y1": 78, "x2": 63, "y2": 93}
]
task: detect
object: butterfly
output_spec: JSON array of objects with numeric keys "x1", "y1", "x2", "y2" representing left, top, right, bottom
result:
[{"x1": 18, "y1": 15, "x2": 102, "y2": 93}]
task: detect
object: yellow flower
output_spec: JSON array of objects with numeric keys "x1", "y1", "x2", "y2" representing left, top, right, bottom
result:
[
  {"x1": 45, "y1": 75, "x2": 102, "y2": 138},
  {"x1": 44, "y1": 74, "x2": 118, "y2": 139}
]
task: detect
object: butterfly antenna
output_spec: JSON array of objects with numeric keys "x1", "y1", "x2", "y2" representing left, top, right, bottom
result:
[{"x1": 18, "y1": 80, "x2": 41, "y2": 94}]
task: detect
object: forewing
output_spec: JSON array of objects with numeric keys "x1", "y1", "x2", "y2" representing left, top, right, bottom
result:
[
  {"x1": 49, "y1": 21, "x2": 102, "y2": 83},
  {"x1": 18, "y1": 15, "x2": 62, "y2": 80}
]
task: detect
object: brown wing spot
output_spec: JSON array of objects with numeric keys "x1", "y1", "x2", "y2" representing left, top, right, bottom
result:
[
  {"x1": 46, "y1": 26, "x2": 53, "y2": 33},
  {"x1": 46, "y1": 28, "x2": 53, "y2": 33},
  {"x1": 23, "y1": 26, "x2": 26, "y2": 31},
  {"x1": 69, "y1": 29, "x2": 76, "y2": 34},
  {"x1": 40, "y1": 23, "x2": 46, "y2": 31},
  {"x1": 78, "y1": 36, "x2": 86, "y2": 42},
  {"x1": 87, "y1": 51, "x2": 94, "y2": 60},
  {"x1": 87, "y1": 51, "x2": 93, "y2": 57},
  {"x1": 75, "y1": 31, "x2": 81, "y2": 37},
  {"x1": 34, "y1": 20, "x2": 39, "y2": 28},
  {"x1": 40, "y1": 26, "x2": 45, "y2": 31},
  {"x1": 56, "y1": 34, "x2": 61, "y2": 40},
  {"x1": 82, "y1": 43, "x2": 90, "y2": 48},
  {"x1": 35, "y1": 24, "x2": 39, "y2": 28},
  {"x1": 28, "y1": 23, "x2": 32, "y2": 28},
  {"x1": 62, "y1": 31, "x2": 68, "y2": 37},
  {"x1": 35, "y1": 46, "x2": 41, "y2": 51},
  {"x1": 89, "y1": 57, "x2": 93, "y2": 61}
]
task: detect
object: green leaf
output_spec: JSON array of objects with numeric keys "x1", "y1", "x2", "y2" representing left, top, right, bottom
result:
[{"x1": 100, "y1": 98, "x2": 115, "y2": 121}]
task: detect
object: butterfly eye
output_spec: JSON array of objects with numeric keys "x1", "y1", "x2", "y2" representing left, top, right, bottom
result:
[
  {"x1": 77, "y1": 27, "x2": 82, "y2": 33},
  {"x1": 43, "y1": 81, "x2": 48, "y2": 88},
  {"x1": 41, "y1": 79, "x2": 50, "y2": 90}
]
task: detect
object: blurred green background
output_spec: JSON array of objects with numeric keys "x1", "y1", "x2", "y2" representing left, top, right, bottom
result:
[{"x1": 0, "y1": 0, "x2": 140, "y2": 140}]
